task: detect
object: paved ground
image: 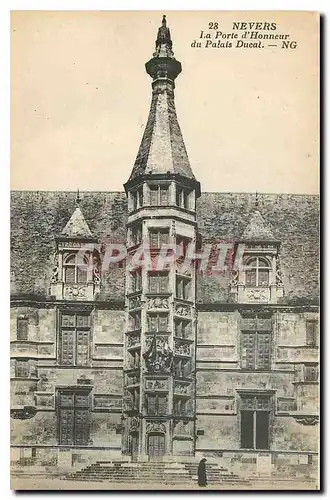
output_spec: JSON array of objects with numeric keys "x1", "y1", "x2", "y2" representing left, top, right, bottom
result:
[{"x1": 11, "y1": 476, "x2": 319, "y2": 491}]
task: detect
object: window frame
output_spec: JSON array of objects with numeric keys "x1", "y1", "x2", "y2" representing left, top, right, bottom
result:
[
  {"x1": 63, "y1": 253, "x2": 89, "y2": 285},
  {"x1": 245, "y1": 256, "x2": 271, "y2": 287},
  {"x1": 130, "y1": 224, "x2": 143, "y2": 247},
  {"x1": 173, "y1": 397, "x2": 188, "y2": 416},
  {"x1": 15, "y1": 359, "x2": 29, "y2": 378},
  {"x1": 176, "y1": 187, "x2": 191, "y2": 210},
  {"x1": 148, "y1": 271, "x2": 169, "y2": 294},
  {"x1": 130, "y1": 268, "x2": 142, "y2": 293},
  {"x1": 58, "y1": 311, "x2": 91, "y2": 366},
  {"x1": 128, "y1": 312, "x2": 141, "y2": 332},
  {"x1": 149, "y1": 228, "x2": 170, "y2": 248},
  {"x1": 174, "y1": 319, "x2": 192, "y2": 339},
  {"x1": 239, "y1": 394, "x2": 272, "y2": 450},
  {"x1": 176, "y1": 275, "x2": 191, "y2": 300},
  {"x1": 147, "y1": 313, "x2": 169, "y2": 333},
  {"x1": 17, "y1": 317, "x2": 29, "y2": 341},
  {"x1": 240, "y1": 315, "x2": 272, "y2": 371},
  {"x1": 131, "y1": 187, "x2": 144, "y2": 211},
  {"x1": 148, "y1": 184, "x2": 169, "y2": 206},
  {"x1": 57, "y1": 389, "x2": 91, "y2": 446},
  {"x1": 146, "y1": 393, "x2": 168, "y2": 416},
  {"x1": 306, "y1": 320, "x2": 318, "y2": 347},
  {"x1": 304, "y1": 363, "x2": 319, "y2": 382}
]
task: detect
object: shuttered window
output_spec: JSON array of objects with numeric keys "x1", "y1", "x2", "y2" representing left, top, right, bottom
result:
[
  {"x1": 17, "y1": 317, "x2": 29, "y2": 340},
  {"x1": 59, "y1": 313, "x2": 91, "y2": 366},
  {"x1": 146, "y1": 394, "x2": 168, "y2": 416},
  {"x1": 57, "y1": 390, "x2": 90, "y2": 445},
  {"x1": 240, "y1": 315, "x2": 272, "y2": 370},
  {"x1": 148, "y1": 272, "x2": 169, "y2": 294}
]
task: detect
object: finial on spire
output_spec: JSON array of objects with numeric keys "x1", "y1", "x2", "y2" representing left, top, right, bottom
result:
[
  {"x1": 76, "y1": 188, "x2": 81, "y2": 206},
  {"x1": 255, "y1": 191, "x2": 259, "y2": 209},
  {"x1": 154, "y1": 14, "x2": 173, "y2": 57}
]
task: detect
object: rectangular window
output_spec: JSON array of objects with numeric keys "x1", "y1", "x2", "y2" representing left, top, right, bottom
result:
[
  {"x1": 149, "y1": 185, "x2": 169, "y2": 206},
  {"x1": 128, "y1": 352, "x2": 140, "y2": 370},
  {"x1": 176, "y1": 236, "x2": 191, "y2": 262},
  {"x1": 131, "y1": 269, "x2": 142, "y2": 292},
  {"x1": 306, "y1": 321, "x2": 317, "y2": 346},
  {"x1": 174, "y1": 359, "x2": 191, "y2": 378},
  {"x1": 131, "y1": 225, "x2": 142, "y2": 246},
  {"x1": 258, "y1": 270, "x2": 269, "y2": 287},
  {"x1": 182, "y1": 360, "x2": 191, "y2": 377},
  {"x1": 245, "y1": 270, "x2": 257, "y2": 287},
  {"x1": 240, "y1": 394, "x2": 271, "y2": 450},
  {"x1": 176, "y1": 276, "x2": 190, "y2": 300},
  {"x1": 149, "y1": 229, "x2": 169, "y2": 248},
  {"x1": 129, "y1": 312, "x2": 141, "y2": 331},
  {"x1": 241, "y1": 332, "x2": 271, "y2": 370},
  {"x1": 131, "y1": 188, "x2": 143, "y2": 211},
  {"x1": 64, "y1": 267, "x2": 75, "y2": 284},
  {"x1": 148, "y1": 272, "x2": 169, "y2": 294},
  {"x1": 15, "y1": 359, "x2": 29, "y2": 378},
  {"x1": 147, "y1": 313, "x2": 168, "y2": 332},
  {"x1": 132, "y1": 192, "x2": 138, "y2": 211},
  {"x1": 63, "y1": 254, "x2": 87, "y2": 284},
  {"x1": 146, "y1": 394, "x2": 168, "y2": 416},
  {"x1": 304, "y1": 364, "x2": 319, "y2": 382},
  {"x1": 17, "y1": 317, "x2": 29, "y2": 341},
  {"x1": 240, "y1": 315, "x2": 272, "y2": 370},
  {"x1": 59, "y1": 312, "x2": 91, "y2": 366},
  {"x1": 173, "y1": 398, "x2": 188, "y2": 416},
  {"x1": 57, "y1": 390, "x2": 90, "y2": 445},
  {"x1": 176, "y1": 187, "x2": 191, "y2": 209},
  {"x1": 175, "y1": 319, "x2": 192, "y2": 339}
]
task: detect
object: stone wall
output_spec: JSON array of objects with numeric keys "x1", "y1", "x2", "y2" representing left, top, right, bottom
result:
[
  {"x1": 10, "y1": 306, "x2": 124, "y2": 450},
  {"x1": 195, "y1": 310, "x2": 319, "y2": 454}
]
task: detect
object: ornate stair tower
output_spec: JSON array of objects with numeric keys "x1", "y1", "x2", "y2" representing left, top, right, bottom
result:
[{"x1": 122, "y1": 16, "x2": 201, "y2": 461}]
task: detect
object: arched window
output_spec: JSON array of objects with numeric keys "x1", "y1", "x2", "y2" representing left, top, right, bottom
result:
[
  {"x1": 245, "y1": 257, "x2": 270, "y2": 287},
  {"x1": 63, "y1": 253, "x2": 88, "y2": 284}
]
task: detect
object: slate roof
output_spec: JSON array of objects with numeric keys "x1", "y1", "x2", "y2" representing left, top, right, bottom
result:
[
  {"x1": 127, "y1": 89, "x2": 196, "y2": 182},
  {"x1": 127, "y1": 17, "x2": 195, "y2": 184},
  {"x1": 241, "y1": 209, "x2": 277, "y2": 241},
  {"x1": 60, "y1": 206, "x2": 94, "y2": 239},
  {"x1": 10, "y1": 191, "x2": 319, "y2": 304}
]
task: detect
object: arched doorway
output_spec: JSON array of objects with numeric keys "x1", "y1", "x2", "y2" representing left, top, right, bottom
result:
[
  {"x1": 129, "y1": 431, "x2": 139, "y2": 462},
  {"x1": 147, "y1": 432, "x2": 165, "y2": 461}
]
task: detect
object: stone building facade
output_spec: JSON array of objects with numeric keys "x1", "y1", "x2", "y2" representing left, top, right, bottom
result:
[{"x1": 10, "y1": 17, "x2": 319, "y2": 477}]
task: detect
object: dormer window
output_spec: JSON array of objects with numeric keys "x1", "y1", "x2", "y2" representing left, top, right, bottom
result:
[
  {"x1": 245, "y1": 257, "x2": 270, "y2": 287},
  {"x1": 63, "y1": 253, "x2": 88, "y2": 284},
  {"x1": 149, "y1": 185, "x2": 169, "y2": 206}
]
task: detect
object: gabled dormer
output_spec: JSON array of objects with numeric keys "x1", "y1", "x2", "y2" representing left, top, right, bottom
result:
[
  {"x1": 50, "y1": 192, "x2": 100, "y2": 300},
  {"x1": 230, "y1": 206, "x2": 284, "y2": 304}
]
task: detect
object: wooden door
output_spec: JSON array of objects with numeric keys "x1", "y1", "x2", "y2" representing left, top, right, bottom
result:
[{"x1": 147, "y1": 432, "x2": 165, "y2": 461}]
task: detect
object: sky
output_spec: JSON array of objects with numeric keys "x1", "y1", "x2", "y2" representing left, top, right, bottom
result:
[{"x1": 11, "y1": 10, "x2": 319, "y2": 194}]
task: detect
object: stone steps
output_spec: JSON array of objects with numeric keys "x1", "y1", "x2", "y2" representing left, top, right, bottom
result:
[{"x1": 64, "y1": 460, "x2": 251, "y2": 486}]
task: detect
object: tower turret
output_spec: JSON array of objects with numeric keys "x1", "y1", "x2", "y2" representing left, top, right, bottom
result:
[{"x1": 122, "y1": 16, "x2": 200, "y2": 461}]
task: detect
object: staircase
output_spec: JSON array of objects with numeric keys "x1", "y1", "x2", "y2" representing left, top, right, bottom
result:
[{"x1": 64, "y1": 460, "x2": 251, "y2": 487}]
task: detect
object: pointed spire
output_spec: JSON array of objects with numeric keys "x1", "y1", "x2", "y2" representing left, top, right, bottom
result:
[
  {"x1": 60, "y1": 193, "x2": 94, "y2": 239},
  {"x1": 241, "y1": 209, "x2": 276, "y2": 242},
  {"x1": 125, "y1": 15, "x2": 200, "y2": 196},
  {"x1": 153, "y1": 15, "x2": 174, "y2": 58}
]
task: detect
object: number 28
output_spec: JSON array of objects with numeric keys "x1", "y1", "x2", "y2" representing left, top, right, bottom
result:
[{"x1": 208, "y1": 22, "x2": 219, "y2": 29}]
